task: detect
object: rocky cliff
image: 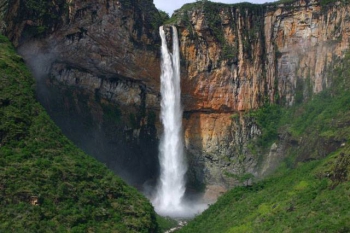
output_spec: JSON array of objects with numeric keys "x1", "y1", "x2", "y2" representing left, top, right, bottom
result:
[
  {"x1": 172, "y1": 0, "x2": 350, "y2": 194},
  {"x1": 2, "y1": 0, "x2": 350, "y2": 197},
  {"x1": 1, "y1": 0, "x2": 166, "y2": 186}
]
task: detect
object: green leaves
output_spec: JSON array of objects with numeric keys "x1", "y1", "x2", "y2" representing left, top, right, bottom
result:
[{"x1": 247, "y1": 103, "x2": 282, "y2": 148}]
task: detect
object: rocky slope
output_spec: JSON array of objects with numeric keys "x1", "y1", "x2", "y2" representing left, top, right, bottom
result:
[
  {"x1": 1, "y1": 0, "x2": 350, "y2": 197},
  {"x1": 0, "y1": 34, "x2": 158, "y2": 233},
  {"x1": 1, "y1": 0, "x2": 166, "y2": 186}
]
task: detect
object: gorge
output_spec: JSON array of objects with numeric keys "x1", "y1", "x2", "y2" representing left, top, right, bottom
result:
[
  {"x1": 2, "y1": 0, "x2": 349, "y2": 198},
  {"x1": 1, "y1": 0, "x2": 350, "y2": 231}
]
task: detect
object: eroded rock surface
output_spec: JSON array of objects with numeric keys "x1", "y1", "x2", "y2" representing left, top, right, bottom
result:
[
  {"x1": 2, "y1": 0, "x2": 350, "y2": 193},
  {"x1": 175, "y1": 0, "x2": 350, "y2": 191}
]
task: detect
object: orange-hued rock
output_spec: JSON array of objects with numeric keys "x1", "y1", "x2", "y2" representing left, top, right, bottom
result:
[
  {"x1": 178, "y1": 0, "x2": 350, "y2": 112},
  {"x1": 2, "y1": 0, "x2": 350, "y2": 189},
  {"x1": 176, "y1": 0, "x2": 350, "y2": 187}
]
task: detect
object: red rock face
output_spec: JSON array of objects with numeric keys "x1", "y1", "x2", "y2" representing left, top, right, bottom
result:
[
  {"x1": 179, "y1": 0, "x2": 350, "y2": 113},
  {"x1": 177, "y1": 0, "x2": 350, "y2": 191},
  {"x1": 2, "y1": 0, "x2": 350, "y2": 193}
]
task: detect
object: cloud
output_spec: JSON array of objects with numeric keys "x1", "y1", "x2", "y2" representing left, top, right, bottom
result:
[{"x1": 154, "y1": 0, "x2": 276, "y2": 15}]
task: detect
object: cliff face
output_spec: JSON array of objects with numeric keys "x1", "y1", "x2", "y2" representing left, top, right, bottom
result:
[
  {"x1": 174, "y1": 0, "x2": 350, "y2": 191},
  {"x1": 2, "y1": 0, "x2": 163, "y2": 110},
  {"x1": 177, "y1": 0, "x2": 349, "y2": 111},
  {"x1": 1, "y1": 0, "x2": 165, "y2": 186},
  {"x1": 2, "y1": 0, "x2": 350, "y2": 194},
  {"x1": 0, "y1": 34, "x2": 158, "y2": 232}
]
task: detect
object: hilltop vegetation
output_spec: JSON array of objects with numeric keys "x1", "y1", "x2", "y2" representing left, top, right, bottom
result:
[
  {"x1": 0, "y1": 35, "x2": 158, "y2": 232},
  {"x1": 179, "y1": 53, "x2": 350, "y2": 232}
]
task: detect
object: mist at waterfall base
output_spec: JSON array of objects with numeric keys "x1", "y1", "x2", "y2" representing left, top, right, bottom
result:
[
  {"x1": 17, "y1": 41, "x2": 160, "y2": 188},
  {"x1": 151, "y1": 26, "x2": 208, "y2": 219},
  {"x1": 16, "y1": 24, "x2": 206, "y2": 219}
]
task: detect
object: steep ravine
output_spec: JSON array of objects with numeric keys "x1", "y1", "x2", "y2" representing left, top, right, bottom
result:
[{"x1": 1, "y1": 0, "x2": 350, "y2": 199}]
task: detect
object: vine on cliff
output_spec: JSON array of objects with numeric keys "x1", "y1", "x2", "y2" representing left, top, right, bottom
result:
[{"x1": 202, "y1": 1, "x2": 225, "y2": 44}]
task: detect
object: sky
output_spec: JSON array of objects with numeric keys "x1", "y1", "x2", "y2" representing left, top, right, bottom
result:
[{"x1": 154, "y1": 0, "x2": 276, "y2": 15}]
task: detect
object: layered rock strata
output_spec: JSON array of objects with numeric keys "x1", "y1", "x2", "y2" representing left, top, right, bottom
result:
[
  {"x1": 174, "y1": 0, "x2": 350, "y2": 191},
  {"x1": 2, "y1": 0, "x2": 350, "y2": 194},
  {"x1": 3, "y1": 0, "x2": 164, "y2": 186}
]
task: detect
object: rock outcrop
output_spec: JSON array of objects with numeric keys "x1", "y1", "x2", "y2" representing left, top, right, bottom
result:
[
  {"x1": 174, "y1": 0, "x2": 350, "y2": 192},
  {"x1": 2, "y1": 0, "x2": 350, "y2": 196},
  {"x1": 2, "y1": 0, "x2": 165, "y2": 186}
]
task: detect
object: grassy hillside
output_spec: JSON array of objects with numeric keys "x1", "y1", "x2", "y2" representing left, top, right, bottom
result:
[
  {"x1": 179, "y1": 53, "x2": 350, "y2": 232},
  {"x1": 181, "y1": 155, "x2": 350, "y2": 232},
  {"x1": 0, "y1": 35, "x2": 158, "y2": 232}
]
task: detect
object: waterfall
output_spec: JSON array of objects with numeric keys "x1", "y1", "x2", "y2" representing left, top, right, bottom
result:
[{"x1": 153, "y1": 25, "x2": 187, "y2": 217}]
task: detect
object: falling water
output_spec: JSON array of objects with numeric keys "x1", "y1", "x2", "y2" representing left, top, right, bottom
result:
[{"x1": 153, "y1": 26, "x2": 187, "y2": 217}]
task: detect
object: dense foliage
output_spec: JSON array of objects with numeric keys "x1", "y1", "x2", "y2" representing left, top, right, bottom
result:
[
  {"x1": 0, "y1": 35, "x2": 158, "y2": 232},
  {"x1": 179, "y1": 53, "x2": 350, "y2": 232},
  {"x1": 181, "y1": 154, "x2": 350, "y2": 232},
  {"x1": 21, "y1": 0, "x2": 68, "y2": 37},
  {"x1": 119, "y1": 0, "x2": 169, "y2": 30}
]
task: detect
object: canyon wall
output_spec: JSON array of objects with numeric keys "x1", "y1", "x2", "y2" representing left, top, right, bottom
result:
[
  {"x1": 1, "y1": 0, "x2": 350, "y2": 194},
  {"x1": 174, "y1": 0, "x2": 350, "y2": 191},
  {"x1": 1, "y1": 0, "x2": 165, "y2": 186}
]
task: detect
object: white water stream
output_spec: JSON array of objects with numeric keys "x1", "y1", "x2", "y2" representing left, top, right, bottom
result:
[
  {"x1": 152, "y1": 26, "x2": 208, "y2": 219},
  {"x1": 152, "y1": 25, "x2": 187, "y2": 217}
]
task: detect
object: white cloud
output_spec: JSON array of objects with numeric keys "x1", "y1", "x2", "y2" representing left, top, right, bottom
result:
[{"x1": 154, "y1": 0, "x2": 276, "y2": 15}]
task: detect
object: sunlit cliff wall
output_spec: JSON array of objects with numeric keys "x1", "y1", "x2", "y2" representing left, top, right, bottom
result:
[
  {"x1": 1, "y1": 0, "x2": 349, "y2": 194},
  {"x1": 174, "y1": 0, "x2": 350, "y2": 192}
]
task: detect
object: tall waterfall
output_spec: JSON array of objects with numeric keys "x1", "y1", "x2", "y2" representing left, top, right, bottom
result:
[{"x1": 153, "y1": 26, "x2": 187, "y2": 217}]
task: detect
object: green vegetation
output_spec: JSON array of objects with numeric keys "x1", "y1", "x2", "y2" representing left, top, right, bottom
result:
[
  {"x1": 181, "y1": 150, "x2": 350, "y2": 233},
  {"x1": 151, "y1": 10, "x2": 170, "y2": 29},
  {"x1": 119, "y1": 0, "x2": 169, "y2": 31},
  {"x1": 22, "y1": 0, "x2": 67, "y2": 37},
  {"x1": 167, "y1": 1, "x2": 264, "y2": 61},
  {"x1": 246, "y1": 51, "x2": 350, "y2": 150},
  {"x1": 225, "y1": 171, "x2": 255, "y2": 186},
  {"x1": 273, "y1": 0, "x2": 296, "y2": 4},
  {"x1": 24, "y1": 0, "x2": 66, "y2": 20},
  {"x1": 179, "y1": 52, "x2": 350, "y2": 232},
  {"x1": 156, "y1": 215, "x2": 178, "y2": 233},
  {"x1": 0, "y1": 35, "x2": 158, "y2": 232},
  {"x1": 201, "y1": 1, "x2": 225, "y2": 44},
  {"x1": 248, "y1": 103, "x2": 282, "y2": 148}
]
